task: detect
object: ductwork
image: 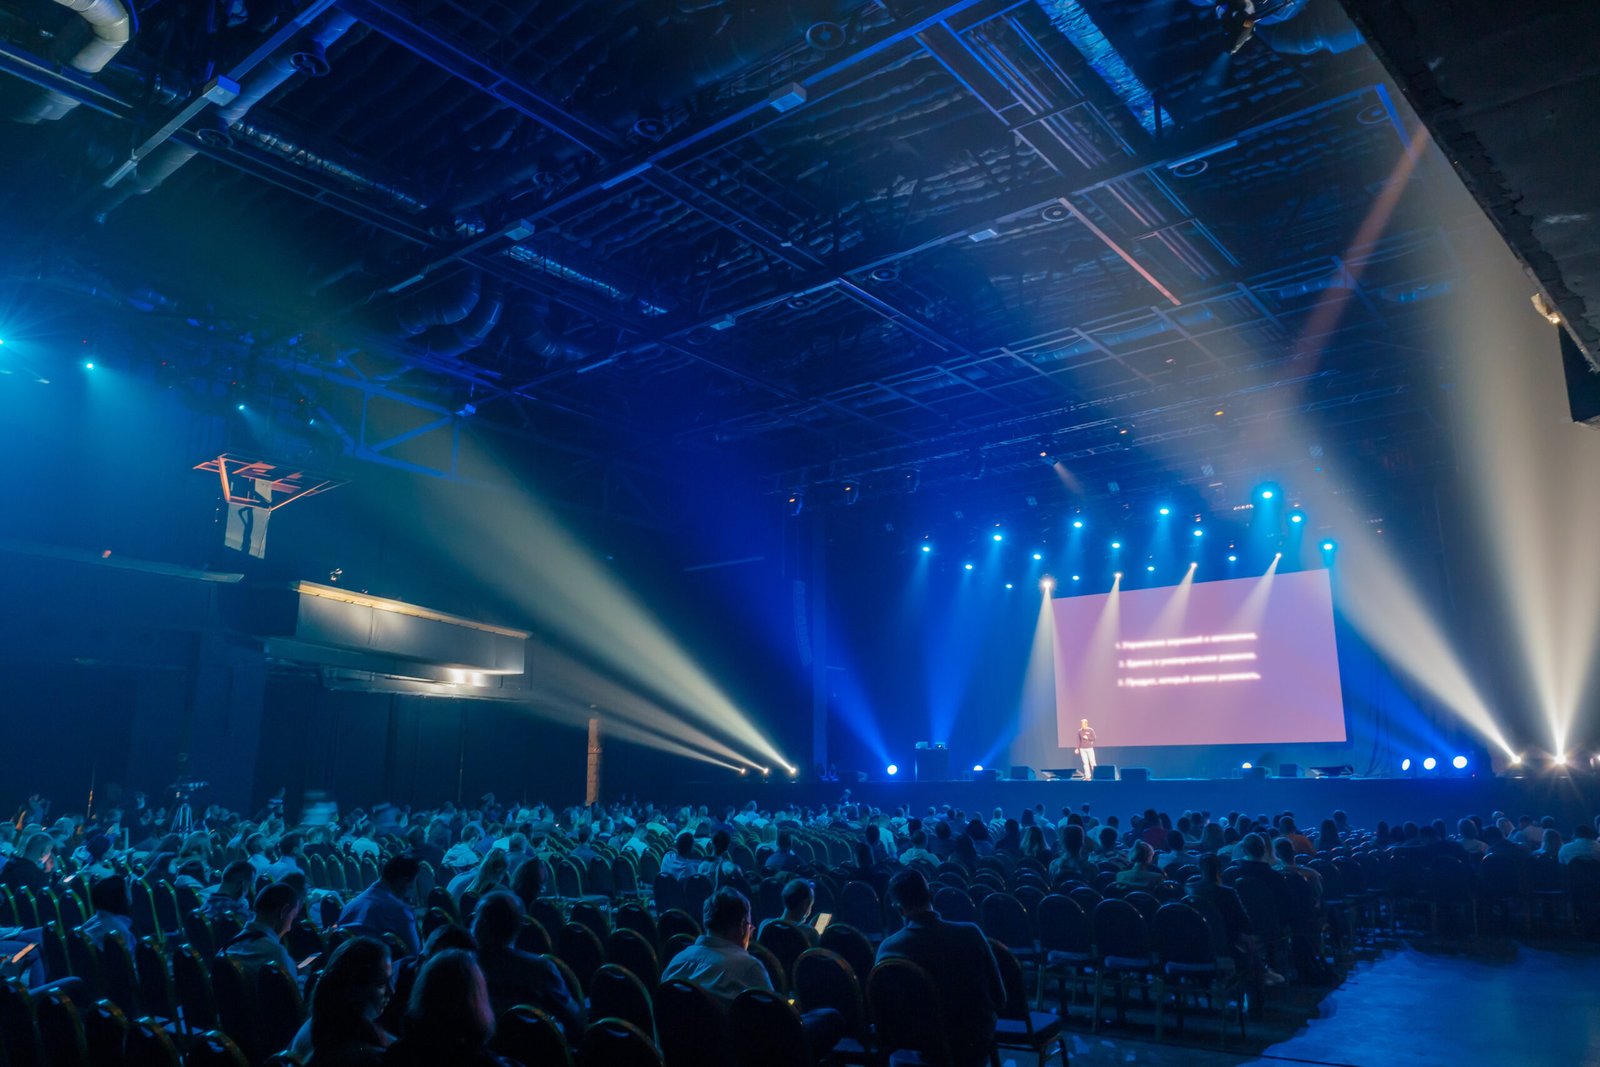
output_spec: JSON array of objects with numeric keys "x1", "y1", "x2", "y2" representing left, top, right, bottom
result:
[
  {"x1": 425, "y1": 283, "x2": 506, "y2": 360},
  {"x1": 395, "y1": 272, "x2": 481, "y2": 336},
  {"x1": 15, "y1": 0, "x2": 132, "y2": 123},
  {"x1": 98, "y1": 11, "x2": 357, "y2": 217}
]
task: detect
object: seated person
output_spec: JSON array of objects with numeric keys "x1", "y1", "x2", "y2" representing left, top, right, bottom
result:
[
  {"x1": 202, "y1": 860, "x2": 257, "y2": 926},
  {"x1": 79, "y1": 875, "x2": 136, "y2": 955},
  {"x1": 660, "y1": 832, "x2": 710, "y2": 880},
  {"x1": 471, "y1": 890, "x2": 583, "y2": 1035},
  {"x1": 287, "y1": 935, "x2": 394, "y2": 1065},
  {"x1": 222, "y1": 881, "x2": 300, "y2": 984},
  {"x1": 382, "y1": 949, "x2": 513, "y2": 1066},
  {"x1": 339, "y1": 856, "x2": 423, "y2": 957},
  {"x1": 761, "y1": 830, "x2": 804, "y2": 873},
  {"x1": 1559, "y1": 824, "x2": 1600, "y2": 865},
  {"x1": 0, "y1": 832, "x2": 55, "y2": 897},
  {"x1": 1114, "y1": 841, "x2": 1164, "y2": 887},
  {"x1": 876, "y1": 870, "x2": 1004, "y2": 1067},
  {"x1": 757, "y1": 878, "x2": 820, "y2": 948}
]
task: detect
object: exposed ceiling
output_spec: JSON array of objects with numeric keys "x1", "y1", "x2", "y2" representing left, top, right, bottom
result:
[{"x1": 0, "y1": 0, "x2": 1499, "y2": 526}]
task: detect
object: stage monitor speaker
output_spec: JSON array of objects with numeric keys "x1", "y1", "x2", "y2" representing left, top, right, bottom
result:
[
  {"x1": 914, "y1": 742, "x2": 949, "y2": 782},
  {"x1": 1120, "y1": 767, "x2": 1149, "y2": 783},
  {"x1": 1559, "y1": 327, "x2": 1600, "y2": 425},
  {"x1": 1311, "y1": 764, "x2": 1354, "y2": 778},
  {"x1": 1092, "y1": 765, "x2": 1118, "y2": 781},
  {"x1": 1009, "y1": 765, "x2": 1037, "y2": 781},
  {"x1": 1278, "y1": 764, "x2": 1300, "y2": 778},
  {"x1": 1243, "y1": 766, "x2": 1269, "y2": 780},
  {"x1": 970, "y1": 767, "x2": 1001, "y2": 782}
]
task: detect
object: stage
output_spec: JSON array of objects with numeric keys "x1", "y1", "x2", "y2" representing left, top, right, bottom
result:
[{"x1": 659, "y1": 773, "x2": 1600, "y2": 832}]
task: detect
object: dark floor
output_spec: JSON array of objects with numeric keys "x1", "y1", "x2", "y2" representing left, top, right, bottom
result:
[{"x1": 1012, "y1": 937, "x2": 1600, "y2": 1066}]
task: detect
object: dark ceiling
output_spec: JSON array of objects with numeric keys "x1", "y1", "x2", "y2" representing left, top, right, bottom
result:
[{"x1": 0, "y1": 0, "x2": 1508, "y2": 528}]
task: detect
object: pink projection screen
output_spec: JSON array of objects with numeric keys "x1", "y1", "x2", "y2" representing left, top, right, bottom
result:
[{"x1": 1052, "y1": 569, "x2": 1345, "y2": 748}]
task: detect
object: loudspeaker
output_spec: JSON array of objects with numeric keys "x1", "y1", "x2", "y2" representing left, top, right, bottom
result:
[
  {"x1": 1120, "y1": 767, "x2": 1149, "y2": 783},
  {"x1": 914, "y1": 743, "x2": 949, "y2": 782},
  {"x1": 970, "y1": 767, "x2": 1001, "y2": 782},
  {"x1": 1278, "y1": 764, "x2": 1300, "y2": 779},
  {"x1": 1559, "y1": 327, "x2": 1600, "y2": 425},
  {"x1": 1009, "y1": 765, "x2": 1037, "y2": 781},
  {"x1": 1092, "y1": 765, "x2": 1118, "y2": 781},
  {"x1": 1241, "y1": 765, "x2": 1269, "y2": 780}
]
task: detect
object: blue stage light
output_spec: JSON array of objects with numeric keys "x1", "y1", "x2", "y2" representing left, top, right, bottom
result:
[
  {"x1": 1321, "y1": 541, "x2": 1336, "y2": 552},
  {"x1": 886, "y1": 764, "x2": 898, "y2": 777},
  {"x1": 1451, "y1": 755, "x2": 1468, "y2": 770},
  {"x1": 1111, "y1": 541, "x2": 1121, "y2": 550},
  {"x1": 963, "y1": 563, "x2": 973, "y2": 571},
  {"x1": 1032, "y1": 553, "x2": 1042, "y2": 561},
  {"x1": 920, "y1": 544, "x2": 931, "y2": 553},
  {"x1": 83, "y1": 361, "x2": 94, "y2": 370},
  {"x1": 1114, "y1": 571, "x2": 1123, "y2": 579},
  {"x1": 1422, "y1": 757, "x2": 1437, "y2": 771},
  {"x1": 1260, "y1": 489, "x2": 1274, "y2": 500},
  {"x1": 1241, "y1": 762, "x2": 1252, "y2": 770},
  {"x1": 1071, "y1": 575, "x2": 1080, "y2": 582},
  {"x1": 1146, "y1": 564, "x2": 1155, "y2": 572},
  {"x1": 972, "y1": 764, "x2": 984, "y2": 773},
  {"x1": 1192, "y1": 528, "x2": 1203, "y2": 538},
  {"x1": 1290, "y1": 513, "x2": 1304, "y2": 524},
  {"x1": 1158, "y1": 506, "x2": 1170, "y2": 516},
  {"x1": 1005, "y1": 583, "x2": 1013, "y2": 589},
  {"x1": 236, "y1": 403, "x2": 246, "y2": 412},
  {"x1": 1228, "y1": 554, "x2": 1237, "y2": 562},
  {"x1": 992, "y1": 532, "x2": 1003, "y2": 542},
  {"x1": 1401, "y1": 758, "x2": 1412, "y2": 771},
  {"x1": 1072, "y1": 520, "x2": 1084, "y2": 529}
]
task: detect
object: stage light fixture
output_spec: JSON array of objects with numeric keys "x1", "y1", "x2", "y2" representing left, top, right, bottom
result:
[
  {"x1": 738, "y1": 768, "x2": 747, "y2": 776},
  {"x1": 1451, "y1": 755, "x2": 1468, "y2": 770},
  {"x1": 83, "y1": 361, "x2": 94, "y2": 370},
  {"x1": 1072, "y1": 520, "x2": 1084, "y2": 529},
  {"x1": 920, "y1": 544, "x2": 932, "y2": 553},
  {"x1": 1554, "y1": 752, "x2": 1568, "y2": 766},
  {"x1": 1032, "y1": 553, "x2": 1042, "y2": 561},
  {"x1": 1422, "y1": 757, "x2": 1437, "y2": 771},
  {"x1": 1146, "y1": 564, "x2": 1155, "y2": 572},
  {"x1": 236, "y1": 403, "x2": 246, "y2": 411},
  {"x1": 1071, "y1": 575, "x2": 1080, "y2": 582},
  {"x1": 1401, "y1": 758, "x2": 1412, "y2": 771},
  {"x1": 1511, "y1": 754, "x2": 1523, "y2": 765},
  {"x1": 963, "y1": 563, "x2": 973, "y2": 571},
  {"x1": 1290, "y1": 513, "x2": 1304, "y2": 524},
  {"x1": 992, "y1": 532, "x2": 1003, "y2": 542},
  {"x1": 886, "y1": 764, "x2": 899, "y2": 776},
  {"x1": 1260, "y1": 489, "x2": 1274, "y2": 500},
  {"x1": 1228, "y1": 554, "x2": 1238, "y2": 562},
  {"x1": 1111, "y1": 541, "x2": 1122, "y2": 550},
  {"x1": 1005, "y1": 583, "x2": 1014, "y2": 589},
  {"x1": 1158, "y1": 506, "x2": 1170, "y2": 516},
  {"x1": 1114, "y1": 571, "x2": 1123, "y2": 579},
  {"x1": 1192, "y1": 528, "x2": 1204, "y2": 538},
  {"x1": 788, "y1": 766, "x2": 798, "y2": 777},
  {"x1": 1241, "y1": 762, "x2": 1252, "y2": 770},
  {"x1": 1321, "y1": 541, "x2": 1336, "y2": 552},
  {"x1": 972, "y1": 764, "x2": 984, "y2": 772},
  {"x1": 761, "y1": 767, "x2": 771, "y2": 777}
]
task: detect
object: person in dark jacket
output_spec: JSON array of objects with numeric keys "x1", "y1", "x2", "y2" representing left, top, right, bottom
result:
[
  {"x1": 382, "y1": 949, "x2": 513, "y2": 1066},
  {"x1": 470, "y1": 890, "x2": 583, "y2": 1036},
  {"x1": 875, "y1": 870, "x2": 1004, "y2": 1067}
]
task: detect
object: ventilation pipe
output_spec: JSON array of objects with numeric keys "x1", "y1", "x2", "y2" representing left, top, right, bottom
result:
[
  {"x1": 15, "y1": 0, "x2": 132, "y2": 123},
  {"x1": 425, "y1": 283, "x2": 505, "y2": 360},
  {"x1": 97, "y1": 11, "x2": 357, "y2": 218},
  {"x1": 395, "y1": 272, "x2": 481, "y2": 336}
]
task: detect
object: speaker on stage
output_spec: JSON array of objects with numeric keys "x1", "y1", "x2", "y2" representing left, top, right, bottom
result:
[
  {"x1": 1092, "y1": 765, "x2": 1118, "y2": 781},
  {"x1": 1120, "y1": 767, "x2": 1149, "y2": 783},
  {"x1": 1009, "y1": 766, "x2": 1037, "y2": 781},
  {"x1": 914, "y1": 742, "x2": 949, "y2": 782},
  {"x1": 1243, "y1": 765, "x2": 1269, "y2": 780},
  {"x1": 1278, "y1": 764, "x2": 1300, "y2": 778}
]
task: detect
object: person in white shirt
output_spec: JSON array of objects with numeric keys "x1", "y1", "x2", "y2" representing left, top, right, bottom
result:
[{"x1": 1558, "y1": 825, "x2": 1600, "y2": 864}]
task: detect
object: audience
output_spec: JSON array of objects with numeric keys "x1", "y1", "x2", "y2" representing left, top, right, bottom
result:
[
  {"x1": 288, "y1": 935, "x2": 393, "y2": 1065},
  {"x1": 471, "y1": 890, "x2": 583, "y2": 1034},
  {"x1": 223, "y1": 881, "x2": 301, "y2": 983},
  {"x1": 660, "y1": 887, "x2": 773, "y2": 1003},
  {"x1": 340, "y1": 856, "x2": 423, "y2": 956},
  {"x1": 758, "y1": 877, "x2": 820, "y2": 946},
  {"x1": 383, "y1": 949, "x2": 511, "y2": 1066}
]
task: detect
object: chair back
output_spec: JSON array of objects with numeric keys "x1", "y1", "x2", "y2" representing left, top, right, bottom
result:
[
  {"x1": 657, "y1": 908, "x2": 701, "y2": 943},
  {"x1": 529, "y1": 897, "x2": 566, "y2": 940},
  {"x1": 986, "y1": 939, "x2": 1031, "y2": 1019},
  {"x1": 580, "y1": 1016, "x2": 663, "y2": 1067},
  {"x1": 819, "y1": 922, "x2": 876, "y2": 988},
  {"x1": 256, "y1": 962, "x2": 305, "y2": 1057},
  {"x1": 747, "y1": 940, "x2": 788, "y2": 994},
  {"x1": 1153, "y1": 902, "x2": 1214, "y2": 967},
  {"x1": 612, "y1": 856, "x2": 640, "y2": 898},
  {"x1": 98, "y1": 931, "x2": 139, "y2": 1013},
  {"x1": 1037, "y1": 894, "x2": 1093, "y2": 957},
  {"x1": 135, "y1": 936, "x2": 178, "y2": 1021},
  {"x1": 424, "y1": 886, "x2": 458, "y2": 923},
  {"x1": 517, "y1": 916, "x2": 554, "y2": 956},
  {"x1": 66, "y1": 929, "x2": 104, "y2": 998},
  {"x1": 1014, "y1": 884, "x2": 1048, "y2": 916},
  {"x1": 837, "y1": 881, "x2": 884, "y2": 938},
  {"x1": 36, "y1": 987, "x2": 91, "y2": 1067},
  {"x1": 571, "y1": 900, "x2": 611, "y2": 942},
  {"x1": 1232, "y1": 874, "x2": 1285, "y2": 937},
  {"x1": 978, "y1": 892, "x2": 1034, "y2": 952},
  {"x1": 867, "y1": 959, "x2": 952, "y2": 1067},
  {"x1": 150, "y1": 882, "x2": 181, "y2": 938},
  {"x1": 652, "y1": 874, "x2": 685, "y2": 914},
  {"x1": 492, "y1": 1005, "x2": 573, "y2": 1066},
  {"x1": 1068, "y1": 886, "x2": 1102, "y2": 914},
  {"x1": 183, "y1": 910, "x2": 218, "y2": 957},
  {"x1": 793, "y1": 947, "x2": 867, "y2": 1038},
  {"x1": 83, "y1": 998, "x2": 129, "y2": 1064},
  {"x1": 755, "y1": 920, "x2": 810, "y2": 984},
  {"x1": 1568, "y1": 857, "x2": 1600, "y2": 908},
  {"x1": 124, "y1": 1016, "x2": 182, "y2": 1067},
  {"x1": 653, "y1": 978, "x2": 734, "y2": 1067},
  {"x1": 607, "y1": 927, "x2": 661, "y2": 989},
  {"x1": 172, "y1": 943, "x2": 219, "y2": 1031},
  {"x1": 1092, "y1": 898, "x2": 1151, "y2": 964},
  {"x1": 681, "y1": 875, "x2": 713, "y2": 922},
  {"x1": 556, "y1": 859, "x2": 584, "y2": 899},
  {"x1": 185, "y1": 1030, "x2": 249, "y2": 1066},
  {"x1": 40, "y1": 923, "x2": 72, "y2": 983},
  {"x1": 210, "y1": 955, "x2": 259, "y2": 1061},
  {"x1": 731, "y1": 988, "x2": 809, "y2": 1067},
  {"x1": 613, "y1": 901, "x2": 659, "y2": 948},
  {"x1": 1124, "y1": 890, "x2": 1162, "y2": 922},
  {"x1": 587, "y1": 857, "x2": 617, "y2": 899},
  {"x1": 556, "y1": 921, "x2": 606, "y2": 994},
  {"x1": 589, "y1": 963, "x2": 655, "y2": 1038},
  {"x1": 933, "y1": 886, "x2": 977, "y2": 923}
]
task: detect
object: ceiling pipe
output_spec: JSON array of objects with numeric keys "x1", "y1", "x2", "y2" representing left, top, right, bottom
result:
[{"x1": 14, "y1": 0, "x2": 133, "y2": 123}]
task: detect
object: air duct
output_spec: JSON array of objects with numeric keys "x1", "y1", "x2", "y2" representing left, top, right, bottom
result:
[
  {"x1": 425, "y1": 283, "x2": 505, "y2": 360},
  {"x1": 15, "y1": 0, "x2": 132, "y2": 123},
  {"x1": 395, "y1": 272, "x2": 481, "y2": 336}
]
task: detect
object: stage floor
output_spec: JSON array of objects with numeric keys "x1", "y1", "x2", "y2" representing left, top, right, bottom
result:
[{"x1": 658, "y1": 773, "x2": 1600, "y2": 831}]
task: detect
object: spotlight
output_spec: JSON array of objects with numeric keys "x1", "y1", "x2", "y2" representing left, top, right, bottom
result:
[
  {"x1": 1260, "y1": 489, "x2": 1274, "y2": 500},
  {"x1": 1423, "y1": 757, "x2": 1437, "y2": 771},
  {"x1": 1554, "y1": 752, "x2": 1568, "y2": 766},
  {"x1": 1071, "y1": 575, "x2": 1080, "y2": 582},
  {"x1": 738, "y1": 768, "x2": 747, "y2": 776},
  {"x1": 1290, "y1": 513, "x2": 1304, "y2": 524},
  {"x1": 1158, "y1": 506, "x2": 1170, "y2": 516},
  {"x1": 1072, "y1": 520, "x2": 1084, "y2": 529},
  {"x1": 1511, "y1": 754, "x2": 1523, "y2": 765},
  {"x1": 1146, "y1": 564, "x2": 1155, "y2": 572},
  {"x1": 1040, "y1": 577, "x2": 1055, "y2": 591},
  {"x1": 1241, "y1": 762, "x2": 1252, "y2": 770},
  {"x1": 83, "y1": 361, "x2": 95, "y2": 370},
  {"x1": 1192, "y1": 528, "x2": 1203, "y2": 538},
  {"x1": 1401, "y1": 758, "x2": 1412, "y2": 771},
  {"x1": 788, "y1": 766, "x2": 798, "y2": 778},
  {"x1": 972, "y1": 764, "x2": 984, "y2": 773},
  {"x1": 886, "y1": 764, "x2": 899, "y2": 777},
  {"x1": 1111, "y1": 541, "x2": 1122, "y2": 550},
  {"x1": 236, "y1": 403, "x2": 246, "y2": 412},
  {"x1": 992, "y1": 533, "x2": 1003, "y2": 542},
  {"x1": 1113, "y1": 571, "x2": 1123, "y2": 579},
  {"x1": 1005, "y1": 583, "x2": 1013, "y2": 589},
  {"x1": 786, "y1": 491, "x2": 805, "y2": 517},
  {"x1": 1321, "y1": 541, "x2": 1336, "y2": 552},
  {"x1": 920, "y1": 544, "x2": 932, "y2": 553},
  {"x1": 1228, "y1": 554, "x2": 1238, "y2": 562},
  {"x1": 963, "y1": 563, "x2": 973, "y2": 571},
  {"x1": 761, "y1": 767, "x2": 770, "y2": 777},
  {"x1": 1451, "y1": 755, "x2": 1468, "y2": 770},
  {"x1": 1032, "y1": 553, "x2": 1042, "y2": 561}
]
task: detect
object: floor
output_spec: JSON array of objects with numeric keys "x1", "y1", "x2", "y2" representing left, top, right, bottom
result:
[{"x1": 1006, "y1": 938, "x2": 1600, "y2": 1067}]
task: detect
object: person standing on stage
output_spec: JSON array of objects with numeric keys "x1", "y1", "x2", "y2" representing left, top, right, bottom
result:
[{"x1": 1075, "y1": 719, "x2": 1097, "y2": 779}]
